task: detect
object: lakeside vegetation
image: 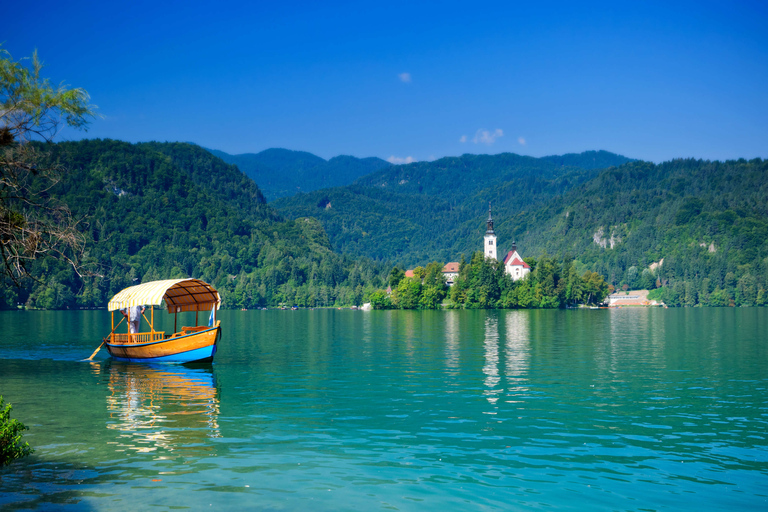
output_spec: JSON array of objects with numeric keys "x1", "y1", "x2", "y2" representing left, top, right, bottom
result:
[
  {"x1": 370, "y1": 253, "x2": 609, "y2": 310},
  {"x1": 0, "y1": 397, "x2": 32, "y2": 466}
]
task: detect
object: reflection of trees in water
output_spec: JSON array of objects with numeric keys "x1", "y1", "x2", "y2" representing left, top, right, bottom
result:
[{"x1": 102, "y1": 363, "x2": 220, "y2": 458}]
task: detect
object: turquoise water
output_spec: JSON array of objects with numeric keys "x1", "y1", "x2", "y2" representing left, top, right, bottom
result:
[{"x1": 0, "y1": 308, "x2": 766, "y2": 510}]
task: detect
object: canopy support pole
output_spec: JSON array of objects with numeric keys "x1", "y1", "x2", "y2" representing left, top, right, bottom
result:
[
  {"x1": 142, "y1": 310, "x2": 153, "y2": 333},
  {"x1": 195, "y1": 311, "x2": 198, "y2": 327}
]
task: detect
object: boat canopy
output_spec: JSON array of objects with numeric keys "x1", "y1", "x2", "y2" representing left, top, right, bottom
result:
[{"x1": 107, "y1": 279, "x2": 221, "y2": 313}]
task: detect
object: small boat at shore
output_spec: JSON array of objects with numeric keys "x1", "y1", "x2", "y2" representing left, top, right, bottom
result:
[{"x1": 105, "y1": 278, "x2": 222, "y2": 364}]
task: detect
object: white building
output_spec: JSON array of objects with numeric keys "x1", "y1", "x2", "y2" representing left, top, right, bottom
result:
[
  {"x1": 442, "y1": 262, "x2": 460, "y2": 286},
  {"x1": 484, "y1": 205, "x2": 530, "y2": 281},
  {"x1": 502, "y1": 243, "x2": 531, "y2": 281}
]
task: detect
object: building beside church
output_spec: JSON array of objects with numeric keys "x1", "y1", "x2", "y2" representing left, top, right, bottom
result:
[
  {"x1": 502, "y1": 243, "x2": 530, "y2": 281},
  {"x1": 441, "y1": 262, "x2": 459, "y2": 285},
  {"x1": 483, "y1": 205, "x2": 530, "y2": 281}
]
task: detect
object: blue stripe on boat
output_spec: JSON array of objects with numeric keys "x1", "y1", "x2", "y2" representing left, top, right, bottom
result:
[{"x1": 108, "y1": 344, "x2": 217, "y2": 364}]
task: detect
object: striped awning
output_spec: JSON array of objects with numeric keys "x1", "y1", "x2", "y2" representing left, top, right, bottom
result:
[{"x1": 107, "y1": 278, "x2": 221, "y2": 313}]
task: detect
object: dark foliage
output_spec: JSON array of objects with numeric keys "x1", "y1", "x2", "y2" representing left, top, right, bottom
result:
[
  {"x1": 1, "y1": 140, "x2": 387, "y2": 309},
  {"x1": 0, "y1": 396, "x2": 33, "y2": 466}
]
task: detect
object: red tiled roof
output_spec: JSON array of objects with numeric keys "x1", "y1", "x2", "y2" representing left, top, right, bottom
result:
[
  {"x1": 509, "y1": 257, "x2": 530, "y2": 268},
  {"x1": 405, "y1": 270, "x2": 415, "y2": 278},
  {"x1": 442, "y1": 262, "x2": 459, "y2": 273},
  {"x1": 503, "y1": 251, "x2": 530, "y2": 268}
]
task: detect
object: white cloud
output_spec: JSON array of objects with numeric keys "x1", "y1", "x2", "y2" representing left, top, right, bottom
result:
[
  {"x1": 387, "y1": 155, "x2": 415, "y2": 165},
  {"x1": 398, "y1": 72, "x2": 412, "y2": 83},
  {"x1": 472, "y1": 128, "x2": 503, "y2": 145},
  {"x1": 518, "y1": 137, "x2": 527, "y2": 146},
  {"x1": 459, "y1": 135, "x2": 467, "y2": 143}
]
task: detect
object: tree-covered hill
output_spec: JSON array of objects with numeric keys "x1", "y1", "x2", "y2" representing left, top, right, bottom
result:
[
  {"x1": 276, "y1": 152, "x2": 767, "y2": 307},
  {"x1": 272, "y1": 151, "x2": 633, "y2": 264},
  {"x1": 207, "y1": 147, "x2": 391, "y2": 201},
  {"x1": 513, "y1": 158, "x2": 768, "y2": 306},
  {"x1": 2, "y1": 140, "x2": 387, "y2": 309}
]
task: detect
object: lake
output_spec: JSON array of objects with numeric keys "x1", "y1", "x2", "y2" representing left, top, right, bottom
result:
[{"x1": 1, "y1": 308, "x2": 766, "y2": 510}]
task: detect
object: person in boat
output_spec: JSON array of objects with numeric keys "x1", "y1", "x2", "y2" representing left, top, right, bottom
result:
[{"x1": 121, "y1": 305, "x2": 145, "y2": 334}]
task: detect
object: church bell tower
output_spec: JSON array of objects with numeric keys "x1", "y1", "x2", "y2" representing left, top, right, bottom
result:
[{"x1": 484, "y1": 203, "x2": 497, "y2": 260}]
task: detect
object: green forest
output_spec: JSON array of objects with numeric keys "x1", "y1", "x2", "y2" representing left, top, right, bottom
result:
[
  {"x1": 370, "y1": 254, "x2": 609, "y2": 310},
  {"x1": 274, "y1": 155, "x2": 768, "y2": 307},
  {"x1": 521, "y1": 158, "x2": 768, "y2": 307},
  {"x1": 2, "y1": 140, "x2": 388, "y2": 310},
  {"x1": 5, "y1": 138, "x2": 766, "y2": 310}
]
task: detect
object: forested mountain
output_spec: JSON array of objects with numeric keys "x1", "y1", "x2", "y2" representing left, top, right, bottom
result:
[
  {"x1": 2, "y1": 140, "x2": 387, "y2": 310},
  {"x1": 274, "y1": 153, "x2": 768, "y2": 307},
  {"x1": 207, "y1": 147, "x2": 391, "y2": 201},
  {"x1": 516, "y1": 158, "x2": 768, "y2": 306},
  {"x1": 272, "y1": 151, "x2": 633, "y2": 263}
]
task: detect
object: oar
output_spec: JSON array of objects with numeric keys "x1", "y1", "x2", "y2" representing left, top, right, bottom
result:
[
  {"x1": 83, "y1": 316, "x2": 125, "y2": 361},
  {"x1": 84, "y1": 341, "x2": 105, "y2": 362}
]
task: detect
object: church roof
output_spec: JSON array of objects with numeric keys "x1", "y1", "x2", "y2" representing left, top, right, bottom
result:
[
  {"x1": 442, "y1": 262, "x2": 460, "y2": 273},
  {"x1": 502, "y1": 251, "x2": 530, "y2": 268}
]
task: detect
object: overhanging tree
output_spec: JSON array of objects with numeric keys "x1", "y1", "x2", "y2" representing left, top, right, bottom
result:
[{"x1": 1, "y1": 48, "x2": 96, "y2": 284}]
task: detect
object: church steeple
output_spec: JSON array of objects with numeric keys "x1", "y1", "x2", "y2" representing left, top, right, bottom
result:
[
  {"x1": 483, "y1": 202, "x2": 497, "y2": 260},
  {"x1": 486, "y1": 203, "x2": 495, "y2": 234}
]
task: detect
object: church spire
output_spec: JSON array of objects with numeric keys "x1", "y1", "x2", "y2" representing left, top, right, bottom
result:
[{"x1": 486, "y1": 202, "x2": 494, "y2": 234}]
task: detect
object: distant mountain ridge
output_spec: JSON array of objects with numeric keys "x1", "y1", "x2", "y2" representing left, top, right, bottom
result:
[
  {"x1": 207, "y1": 147, "x2": 391, "y2": 201},
  {"x1": 272, "y1": 151, "x2": 634, "y2": 263}
]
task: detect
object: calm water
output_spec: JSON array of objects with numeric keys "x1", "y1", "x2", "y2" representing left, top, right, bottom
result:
[{"x1": 0, "y1": 308, "x2": 766, "y2": 511}]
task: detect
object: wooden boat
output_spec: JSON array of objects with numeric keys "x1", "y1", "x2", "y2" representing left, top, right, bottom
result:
[{"x1": 105, "y1": 278, "x2": 222, "y2": 363}]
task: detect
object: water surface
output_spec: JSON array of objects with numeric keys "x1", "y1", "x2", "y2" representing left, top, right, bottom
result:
[{"x1": 1, "y1": 308, "x2": 766, "y2": 510}]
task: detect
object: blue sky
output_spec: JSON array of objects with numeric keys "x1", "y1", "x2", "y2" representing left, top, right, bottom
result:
[{"x1": 5, "y1": 0, "x2": 768, "y2": 163}]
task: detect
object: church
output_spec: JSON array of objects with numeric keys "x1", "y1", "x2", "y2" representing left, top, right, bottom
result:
[
  {"x1": 441, "y1": 205, "x2": 530, "y2": 284},
  {"x1": 483, "y1": 205, "x2": 530, "y2": 281}
]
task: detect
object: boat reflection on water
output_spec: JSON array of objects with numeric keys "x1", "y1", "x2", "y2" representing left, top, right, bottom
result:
[{"x1": 97, "y1": 362, "x2": 220, "y2": 458}]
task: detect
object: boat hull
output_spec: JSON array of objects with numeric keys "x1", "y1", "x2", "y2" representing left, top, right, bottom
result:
[{"x1": 106, "y1": 326, "x2": 221, "y2": 364}]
